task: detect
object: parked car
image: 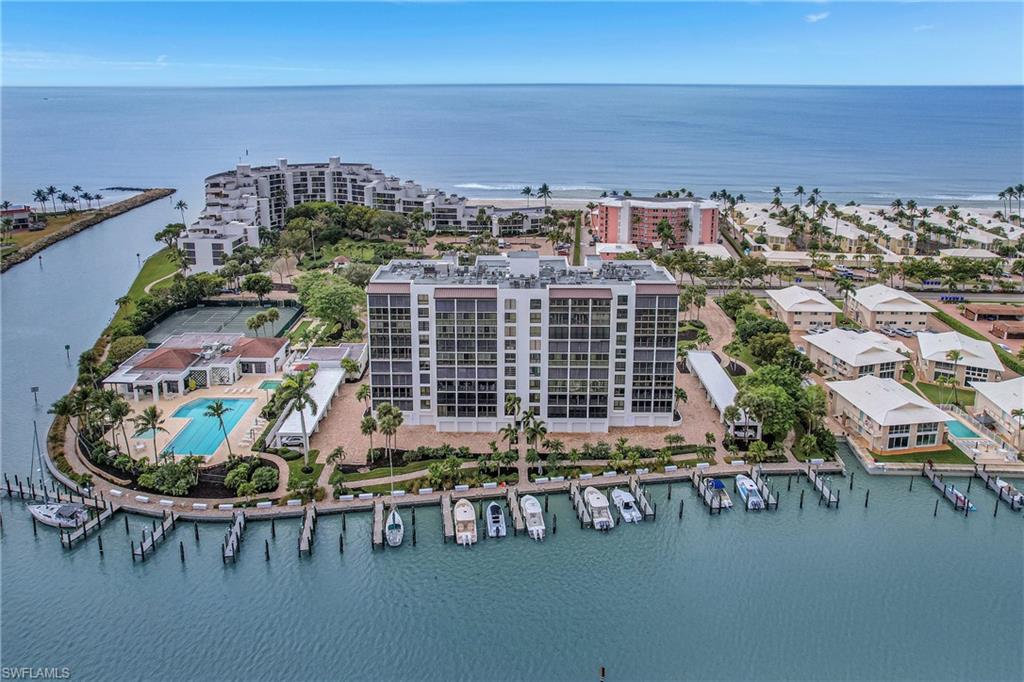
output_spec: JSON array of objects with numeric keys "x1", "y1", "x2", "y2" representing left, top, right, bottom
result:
[
  {"x1": 797, "y1": 345, "x2": 806, "y2": 354},
  {"x1": 895, "y1": 327, "x2": 914, "y2": 337},
  {"x1": 882, "y1": 326, "x2": 897, "y2": 337},
  {"x1": 997, "y1": 343, "x2": 1011, "y2": 352},
  {"x1": 866, "y1": 267, "x2": 878, "y2": 274}
]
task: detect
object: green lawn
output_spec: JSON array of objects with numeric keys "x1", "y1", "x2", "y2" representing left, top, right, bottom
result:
[
  {"x1": 110, "y1": 248, "x2": 178, "y2": 328},
  {"x1": 339, "y1": 458, "x2": 460, "y2": 482},
  {"x1": 872, "y1": 443, "x2": 973, "y2": 465},
  {"x1": 913, "y1": 380, "x2": 975, "y2": 407},
  {"x1": 287, "y1": 459, "x2": 324, "y2": 489}
]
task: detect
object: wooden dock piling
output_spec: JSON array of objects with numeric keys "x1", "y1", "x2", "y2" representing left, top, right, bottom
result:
[{"x1": 131, "y1": 513, "x2": 179, "y2": 561}]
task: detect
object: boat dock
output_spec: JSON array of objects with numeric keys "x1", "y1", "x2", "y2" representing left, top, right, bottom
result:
[
  {"x1": 298, "y1": 505, "x2": 317, "y2": 556},
  {"x1": 749, "y1": 466, "x2": 779, "y2": 511},
  {"x1": 506, "y1": 488, "x2": 526, "y2": 534},
  {"x1": 440, "y1": 493, "x2": 454, "y2": 541},
  {"x1": 222, "y1": 511, "x2": 246, "y2": 563},
  {"x1": 975, "y1": 467, "x2": 1023, "y2": 511},
  {"x1": 805, "y1": 465, "x2": 839, "y2": 508},
  {"x1": 627, "y1": 476, "x2": 656, "y2": 519},
  {"x1": 371, "y1": 499, "x2": 384, "y2": 547},
  {"x1": 690, "y1": 470, "x2": 727, "y2": 514},
  {"x1": 568, "y1": 481, "x2": 593, "y2": 528},
  {"x1": 131, "y1": 511, "x2": 179, "y2": 561},
  {"x1": 923, "y1": 464, "x2": 972, "y2": 513},
  {"x1": 61, "y1": 504, "x2": 116, "y2": 548}
]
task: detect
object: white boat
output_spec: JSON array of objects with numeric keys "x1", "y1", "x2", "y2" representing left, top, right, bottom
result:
[
  {"x1": 486, "y1": 501, "x2": 507, "y2": 538},
  {"x1": 453, "y1": 499, "x2": 477, "y2": 546},
  {"x1": 736, "y1": 475, "x2": 765, "y2": 510},
  {"x1": 385, "y1": 505, "x2": 404, "y2": 547},
  {"x1": 584, "y1": 486, "x2": 615, "y2": 530},
  {"x1": 703, "y1": 478, "x2": 733, "y2": 509},
  {"x1": 28, "y1": 503, "x2": 88, "y2": 529},
  {"x1": 995, "y1": 478, "x2": 1024, "y2": 508},
  {"x1": 611, "y1": 488, "x2": 642, "y2": 523},
  {"x1": 520, "y1": 495, "x2": 545, "y2": 540}
]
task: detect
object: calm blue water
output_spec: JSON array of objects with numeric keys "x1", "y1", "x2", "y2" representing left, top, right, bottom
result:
[
  {"x1": 2, "y1": 86, "x2": 1023, "y2": 680},
  {"x1": 166, "y1": 398, "x2": 255, "y2": 456},
  {"x1": 946, "y1": 419, "x2": 980, "y2": 439},
  {"x1": 3, "y1": 86, "x2": 1022, "y2": 207}
]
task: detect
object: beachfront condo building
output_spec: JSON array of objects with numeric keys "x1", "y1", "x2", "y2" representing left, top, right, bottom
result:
[
  {"x1": 183, "y1": 157, "x2": 547, "y2": 269},
  {"x1": 915, "y1": 331, "x2": 1004, "y2": 387},
  {"x1": 590, "y1": 196, "x2": 719, "y2": 250},
  {"x1": 826, "y1": 375, "x2": 948, "y2": 455},
  {"x1": 844, "y1": 284, "x2": 932, "y2": 331},
  {"x1": 366, "y1": 252, "x2": 680, "y2": 433}
]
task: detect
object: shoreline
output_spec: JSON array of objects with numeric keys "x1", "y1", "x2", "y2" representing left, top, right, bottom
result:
[{"x1": 1, "y1": 187, "x2": 176, "y2": 273}]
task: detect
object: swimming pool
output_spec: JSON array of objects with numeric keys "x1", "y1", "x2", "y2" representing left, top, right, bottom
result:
[
  {"x1": 258, "y1": 380, "x2": 282, "y2": 391},
  {"x1": 165, "y1": 398, "x2": 256, "y2": 456},
  {"x1": 946, "y1": 419, "x2": 980, "y2": 439}
]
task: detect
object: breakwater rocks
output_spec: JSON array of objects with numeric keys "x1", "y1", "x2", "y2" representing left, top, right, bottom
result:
[{"x1": 1, "y1": 187, "x2": 176, "y2": 273}]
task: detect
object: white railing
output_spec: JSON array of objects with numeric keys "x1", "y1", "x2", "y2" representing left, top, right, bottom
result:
[{"x1": 940, "y1": 404, "x2": 1020, "y2": 459}]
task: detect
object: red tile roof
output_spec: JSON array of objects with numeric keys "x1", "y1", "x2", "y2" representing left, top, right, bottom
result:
[
  {"x1": 230, "y1": 337, "x2": 287, "y2": 358},
  {"x1": 133, "y1": 348, "x2": 198, "y2": 370}
]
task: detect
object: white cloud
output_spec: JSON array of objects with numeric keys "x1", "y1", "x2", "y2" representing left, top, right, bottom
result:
[
  {"x1": 912, "y1": 24, "x2": 935, "y2": 32},
  {"x1": 805, "y1": 12, "x2": 830, "y2": 24}
]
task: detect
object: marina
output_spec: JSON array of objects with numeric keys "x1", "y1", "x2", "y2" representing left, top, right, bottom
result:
[
  {"x1": 131, "y1": 511, "x2": 179, "y2": 561},
  {"x1": 222, "y1": 511, "x2": 246, "y2": 563}
]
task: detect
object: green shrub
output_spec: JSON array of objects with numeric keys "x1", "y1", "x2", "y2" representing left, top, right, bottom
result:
[
  {"x1": 250, "y1": 466, "x2": 279, "y2": 492},
  {"x1": 278, "y1": 448, "x2": 304, "y2": 461},
  {"x1": 108, "y1": 335, "x2": 148, "y2": 363},
  {"x1": 224, "y1": 462, "x2": 251, "y2": 491}
]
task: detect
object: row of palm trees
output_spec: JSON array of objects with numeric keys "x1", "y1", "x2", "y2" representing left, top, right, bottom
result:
[
  {"x1": 520, "y1": 184, "x2": 553, "y2": 208},
  {"x1": 997, "y1": 184, "x2": 1024, "y2": 222},
  {"x1": 29, "y1": 185, "x2": 107, "y2": 214}
]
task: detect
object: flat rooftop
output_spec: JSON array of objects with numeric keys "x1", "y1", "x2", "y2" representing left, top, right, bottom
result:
[{"x1": 371, "y1": 252, "x2": 673, "y2": 289}]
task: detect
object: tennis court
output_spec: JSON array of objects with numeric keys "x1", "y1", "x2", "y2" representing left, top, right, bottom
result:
[{"x1": 145, "y1": 305, "x2": 298, "y2": 344}]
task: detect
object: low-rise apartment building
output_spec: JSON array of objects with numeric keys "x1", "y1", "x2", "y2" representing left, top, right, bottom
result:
[
  {"x1": 969, "y1": 377, "x2": 1023, "y2": 446},
  {"x1": 915, "y1": 331, "x2": 1003, "y2": 387},
  {"x1": 826, "y1": 375, "x2": 948, "y2": 454},
  {"x1": 765, "y1": 286, "x2": 840, "y2": 330},
  {"x1": 591, "y1": 196, "x2": 719, "y2": 250},
  {"x1": 366, "y1": 252, "x2": 679, "y2": 433},
  {"x1": 804, "y1": 329, "x2": 910, "y2": 380},
  {"x1": 844, "y1": 284, "x2": 932, "y2": 331}
]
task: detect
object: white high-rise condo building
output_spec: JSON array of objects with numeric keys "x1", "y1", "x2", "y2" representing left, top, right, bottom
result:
[
  {"x1": 181, "y1": 156, "x2": 548, "y2": 272},
  {"x1": 367, "y1": 252, "x2": 681, "y2": 433}
]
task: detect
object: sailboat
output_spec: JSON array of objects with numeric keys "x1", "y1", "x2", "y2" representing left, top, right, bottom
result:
[{"x1": 385, "y1": 504, "x2": 404, "y2": 547}]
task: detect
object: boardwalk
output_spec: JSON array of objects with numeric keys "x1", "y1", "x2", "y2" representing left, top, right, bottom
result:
[
  {"x1": 132, "y1": 512, "x2": 179, "y2": 561},
  {"x1": 506, "y1": 488, "x2": 525, "y2": 533},
  {"x1": 61, "y1": 505, "x2": 116, "y2": 548},
  {"x1": 627, "y1": 476, "x2": 656, "y2": 519},
  {"x1": 371, "y1": 499, "x2": 384, "y2": 547},
  {"x1": 440, "y1": 493, "x2": 454, "y2": 540},
  {"x1": 298, "y1": 505, "x2": 317, "y2": 555},
  {"x1": 805, "y1": 465, "x2": 839, "y2": 508},
  {"x1": 222, "y1": 512, "x2": 246, "y2": 563},
  {"x1": 750, "y1": 466, "x2": 780, "y2": 510},
  {"x1": 568, "y1": 481, "x2": 592, "y2": 527},
  {"x1": 923, "y1": 464, "x2": 973, "y2": 513},
  {"x1": 975, "y1": 467, "x2": 1024, "y2": 511}
]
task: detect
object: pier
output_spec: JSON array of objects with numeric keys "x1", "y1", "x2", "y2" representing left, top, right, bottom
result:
[
  {"x1": 506, "y1": 488, "x2": 526, "y2": 534},
  {"x1": 298, "y1": 505, "x2": 317, "y2": 556},
  {"x1": 222, "y1": 511, "x2": 246, "y2": 563},
  {"x1": 923, "y1": 464, "x2": 973, "y2": 513},
  {"x1": 627, "y1": 476, "x2": 656, "y2": 519},
  {"x1": 132, "y1": 512, "x2": 179, "y2": 561},
  {"x1": 690, "y1": 470, "x2": 727, "y2": 514},
  {"x1": 975, "y1": 467, "x2": 1023, "y2": 511},
  {"x1": 805, "y1": 465, "x2": 839, "y2": 508},
  {"x1": 440, "y1": 493, "x2": 454, "y2": 541},
  {"x1": 749, "y1": 466, "x2": 779, "y2": 510},
  {"x1": 371, "y1": 499, "x2": 384, "y2": 547},
  {"x1": 568, "y1": 481, "x2": 593, "y2": 527}
]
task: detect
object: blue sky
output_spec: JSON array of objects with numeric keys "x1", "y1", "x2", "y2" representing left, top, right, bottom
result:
[{"x1": 2, "y1": 2, "x2": 1022, "y2": 86}]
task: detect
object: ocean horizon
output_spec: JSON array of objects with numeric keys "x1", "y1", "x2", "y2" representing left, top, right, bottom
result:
[{"x1": 3, "y1": 84, "x2": 1021, "y2": 210}]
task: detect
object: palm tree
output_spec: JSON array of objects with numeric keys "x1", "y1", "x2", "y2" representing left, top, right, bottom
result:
[
  {"x1": 279, "y1": 371, "x2": 319, "y2": 469},
  {"x1": 1010, "y1": 408, "x2": 1024, "y2": 450},
  {"x1": 93, "y1": 193, "x2": 104, "y2": 207},
  {"x1": 543, "y1": 438, "x2": 565, "y2": 468},
  {"x1": 537, "y1": 183, "x2": 552, "y2": 208},
  {"x1": 793, "y1": 185, "x2": 805, "y2": 206},
  {"x1": 520, "y1": 186, "x2": 533, "y2": 208},
  {"x1": 131, "y1": 405, "x2": 168, "y2": 464},
  {"x1": 48, "y1": 395, "x2": 82, "y2": 441},
  {"x1": 524, "y1": 418, "x2": 548, "y2": 453},
  {"x1": 203, "y1": 400, "x2": 234, "y2": 458},
  {"x1": 674, "y1": 387, "x2": 688, "y2": 415},
  {"x1": 45, "y1": 186, "x2": 58, "y2": 211},
  {"x1": 360, "y1": 415, "x2": 378, "y2": 460},
  {"x1": 945, "y1": 349, "x2": 964, "y2": 405},
  {"x1": 376, "y1": 403, "x2": 404, "y2": 493},
  {"x1": 264, "y1": 307, "x2": 280, "y2": 332},
  {"x1": 71, "y1": 184, "x2": 83, "y2": 198},
  {"x1": 174, "y1": 200, "x2": 188, "y2": 224},
  {"x1": 355, "y1": 384, "x2": 371, "y2": 413},
  {"x1": 499, "y1": 423, "x2": 518, "y2": 452},
  {"x1": 32, "y1": 189, "x2": 48, "y2": 213},
  {"x1": 504, "y1": 393, "x2": 522, "y2": 419},
  {"x1": 107, "y1": 395, "x2": 133, "y2": 453},
  {"x1": 723, "y1": 404, "x2": 741, "y2": 440}
]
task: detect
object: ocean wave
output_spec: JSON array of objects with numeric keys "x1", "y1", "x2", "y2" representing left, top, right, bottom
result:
[
  {"x1": 454, "y1": 183, "x2": 604, "y2": 192},
  {"x1": 923, "y1": 194, "x2": 1001, "y2": 202}
]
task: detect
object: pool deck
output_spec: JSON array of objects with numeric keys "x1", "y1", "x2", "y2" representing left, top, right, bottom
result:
[{"x1": 111, "y1": 374, "x2": 277, "y2": 465}]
